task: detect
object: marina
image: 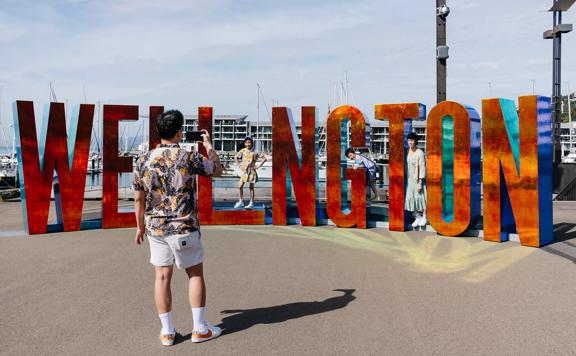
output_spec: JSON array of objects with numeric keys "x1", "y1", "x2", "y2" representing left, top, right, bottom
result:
[{"x1": 3, "y1": 1, "x2": 576, "y2": 355}]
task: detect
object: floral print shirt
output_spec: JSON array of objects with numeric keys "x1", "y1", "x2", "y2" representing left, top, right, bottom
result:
[{"x1": 133, "y1": 144, "x2": 214, "y2": 237}]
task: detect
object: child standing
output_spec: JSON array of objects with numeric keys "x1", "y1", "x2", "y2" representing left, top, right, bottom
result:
[{"x1": 234, "y1": 137, "x2": 267, "y2": 209}]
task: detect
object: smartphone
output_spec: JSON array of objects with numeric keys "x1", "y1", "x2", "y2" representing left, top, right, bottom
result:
[{"x1": 184, "y1": 131, "x2": 204, "y2": 142}]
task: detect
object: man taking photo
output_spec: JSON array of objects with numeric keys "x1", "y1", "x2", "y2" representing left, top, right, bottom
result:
[{"x1": 133, "y1": 109, "x2": 223, "y2": 346}]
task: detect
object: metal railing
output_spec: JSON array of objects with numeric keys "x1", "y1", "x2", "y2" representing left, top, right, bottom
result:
[{"x1": 555, "y1": 175, "x2": 576, "y2": 200}]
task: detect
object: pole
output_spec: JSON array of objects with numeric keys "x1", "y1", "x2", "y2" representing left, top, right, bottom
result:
[
  {"x1": 256, "y1": 83, "x2": 260, "y2": 151},
  {"x1": 569, "y1": 83, "x2": 573, "y2": 153},
  {"x1": 552, "y1": 0, "x2": 562, "y2": 163},
  {"x1": 344, "y1": 70, "x2": 349, "y2": 105},
  {"x1": 436, "y1": 0, "x2": 447, "y2": 103}
]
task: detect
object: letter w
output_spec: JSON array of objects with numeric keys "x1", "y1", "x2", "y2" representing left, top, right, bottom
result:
[{"x1": 14, "y1": 101, "x2": 94, "y2": 234}]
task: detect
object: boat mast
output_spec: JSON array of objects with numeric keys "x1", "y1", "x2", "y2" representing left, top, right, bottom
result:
[
  {"x1": 256, "y1": 83, "x2": 260, "y2": 151},
  {"x1": 0, "y1": 87, "x2": 8, "y2": 153},
  {"x1": 569, "y1": 82, "x2": 573, "y2": 153},
  {"x1": 344, "y1": 70, "x2": 349, "y2": 105}
]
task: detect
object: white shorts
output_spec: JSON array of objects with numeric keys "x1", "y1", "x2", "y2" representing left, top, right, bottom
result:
[{"x1": 147, "y1": 231, "x2": 204, "y2": 269}]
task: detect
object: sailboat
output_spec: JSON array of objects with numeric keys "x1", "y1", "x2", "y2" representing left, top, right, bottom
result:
[{"x1": 0, "y1": 87, "x2": 18, "y2": 190}]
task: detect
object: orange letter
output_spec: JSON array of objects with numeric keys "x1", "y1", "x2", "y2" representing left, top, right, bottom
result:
[
  {"x1": 482, "y1": 96, "x2": 553, "y2": 247},
  {"x1": 374, "y1": 103, "x2": 422, "y2": 231},
  {"x1": 326, "y1": 105, "x2": 366, "y2": 228},
  {"x1": 426, "y1": 101, "x2": 481, "y2": 236}
]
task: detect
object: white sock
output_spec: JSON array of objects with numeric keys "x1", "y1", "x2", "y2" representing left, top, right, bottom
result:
[
  {"x1": 191, "y1": 307, "x2": 207, "y2": 331},
  {"x1": 159, "y1": 312, "x2": 174, "y2": 334}
]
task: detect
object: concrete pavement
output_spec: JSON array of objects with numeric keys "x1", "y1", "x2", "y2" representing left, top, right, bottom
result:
[{"x1": 1, "y1": 200, "x2": 576, "y2": 355}]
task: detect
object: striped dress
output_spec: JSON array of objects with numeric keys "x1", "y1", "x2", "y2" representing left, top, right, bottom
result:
[{"x1": 404, "y1": 148, "x2": 427, "y2": 212}]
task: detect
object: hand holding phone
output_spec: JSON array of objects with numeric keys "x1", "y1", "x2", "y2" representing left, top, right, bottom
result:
[{"x1": 185, "y1": 131, "x2": 204, "y2": 142}]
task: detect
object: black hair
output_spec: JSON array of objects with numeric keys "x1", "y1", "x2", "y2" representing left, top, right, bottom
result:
[
  {"x1": 244, "y1": 137, "x2": 254, "y2": 144},
  {"x1": 345, "y1": 148, "x2": 355, "y2": 156},
  {"x1": 407, "y1": 132, "x2": 419, "y2": 143},
  {"x1": 156, "y1": 110, "x2": 183, "y2": 140}
]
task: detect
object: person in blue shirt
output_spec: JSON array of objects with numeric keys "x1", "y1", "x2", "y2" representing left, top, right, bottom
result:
[{"x1": 346, "y1": 148, "x2": 380, "y2": 200}]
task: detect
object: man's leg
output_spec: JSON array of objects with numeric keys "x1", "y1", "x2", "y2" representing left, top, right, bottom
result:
[
  {"x1": 155, "y1": 266, "x2": 174, "y2": 312},
  {"x1": 154, "y1": 266, "x2": 175, "y2": 336},
  {"x1": 186, "y1": 263, "x2": 207, "y2": 332},
  {"x1": 186, "y1": 263, "x2": 222, "y2": 342},
  {"x1": 186, "y1": 263, "x2": 206, "y2": 308}
]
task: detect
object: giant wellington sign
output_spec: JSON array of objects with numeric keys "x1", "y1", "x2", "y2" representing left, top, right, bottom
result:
[{"x1": 13, "y1": 96, "x2": 552, "y2": 247}]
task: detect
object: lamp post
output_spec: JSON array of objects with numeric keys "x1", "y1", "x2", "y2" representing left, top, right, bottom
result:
[
  {"x1": 544, "y1": 0, "x2": 574, "y2": 163},
  {"x1": 436, "y1": 0, "x2": 450, "y2": 103}
]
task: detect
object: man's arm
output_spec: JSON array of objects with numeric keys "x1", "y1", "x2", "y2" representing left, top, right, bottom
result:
[
  {"x1": 206, "y1": 149, "x2": 223, "y2": 177},
  {"x1": 132, "y1": 157, "x2": 146, "y2": 245},
  {"x1": 191, "y1": 129, "x2": 223, "y2": 177},
  {"x1": 134, "y1": 190, "x2": 145, "y2": 244}
]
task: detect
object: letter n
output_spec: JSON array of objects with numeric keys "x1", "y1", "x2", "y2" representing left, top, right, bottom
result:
[
  {"x1": 272, "y1": 106, "x2": 316, "y2": 225},
  {"x1": 482, "y1": 96, "x2": 553, "y2": 247}
]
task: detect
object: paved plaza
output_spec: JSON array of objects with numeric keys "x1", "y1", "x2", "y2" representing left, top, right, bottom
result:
[{"x1": 1, "y1": 200, "x2": 576, "y2": 355}]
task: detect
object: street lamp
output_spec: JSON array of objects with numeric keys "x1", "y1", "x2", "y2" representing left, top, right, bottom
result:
[
  {"x1": 436, "y1": 1, "x2": 450, "y2": 103},
  {"x1": 543, "y1": 0, "x2": 574, "y2": 163}
]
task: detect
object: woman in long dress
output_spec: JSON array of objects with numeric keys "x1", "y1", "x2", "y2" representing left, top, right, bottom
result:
[{"x1": 405, "y1": 133, "x2": 427, "y2": 228}]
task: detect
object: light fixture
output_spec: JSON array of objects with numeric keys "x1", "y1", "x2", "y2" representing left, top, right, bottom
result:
[{"x1": 437, "y1": 5, "x2": 450, "y2": 18}]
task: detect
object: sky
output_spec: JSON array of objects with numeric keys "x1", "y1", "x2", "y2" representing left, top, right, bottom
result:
[{"x1": 0, "y1": 0, "x2": 575, "y2": 148}]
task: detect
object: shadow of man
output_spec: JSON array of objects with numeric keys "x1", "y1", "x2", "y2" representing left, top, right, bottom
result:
[{"x1": 217, "y1": 289, "x2": 356, "y2": 336}]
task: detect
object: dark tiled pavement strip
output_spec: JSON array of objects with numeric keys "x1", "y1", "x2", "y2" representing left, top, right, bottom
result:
[{"x1": 1, "y1": 200, "x2": 575, "y2": 355}]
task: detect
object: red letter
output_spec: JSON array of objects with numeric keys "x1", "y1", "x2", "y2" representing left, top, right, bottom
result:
[
  {"x1": 149, "y1": 106, "x2": 163, "y2": 149},
  {"x1": 14, "y1": 101, "x2": 94, "y2": 234},
  {"x1": 102, "y1": 105, "x2": 138, "y2": 229},
  {"x1": 326, "y1": 105, "x2": 366, "y2": 228},
  {"x1": 272, "y1": 106, "x2": 316, "y2": 225}
]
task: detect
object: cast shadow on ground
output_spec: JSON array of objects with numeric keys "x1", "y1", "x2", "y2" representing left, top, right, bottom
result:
[
  {"x1": 541, "y1": 223, "x2": 576, "y2": 264},
  {"x1": 175, "y1": 288, "x2": 356, "y2": 343},
  {"x1": 218, "y1": 288, "x2": 356, "y2": 335}
]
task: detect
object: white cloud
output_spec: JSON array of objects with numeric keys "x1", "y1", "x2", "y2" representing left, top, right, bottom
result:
[{"x1": 1, "y1": 0, "x2": 575, "y2": 134}]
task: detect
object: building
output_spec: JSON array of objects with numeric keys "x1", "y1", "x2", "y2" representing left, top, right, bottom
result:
[
  {"x1": 560, "y1": 122, "x2": 576, "y2": 155},
  {"x1": 177, "y1": 114, "x2": 428, "y2": 161},
  {"x1": 181, "y1": 114, "x2": 250, "y2": 152},
  {"x1": 370, "y1": 120, "x2": 427, "y2": 160}
]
